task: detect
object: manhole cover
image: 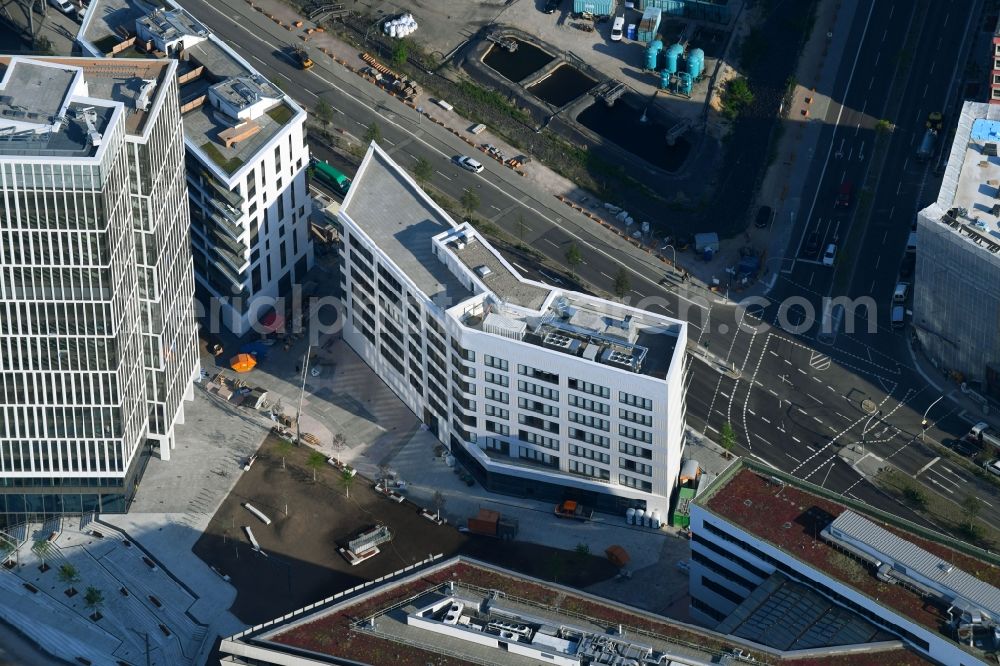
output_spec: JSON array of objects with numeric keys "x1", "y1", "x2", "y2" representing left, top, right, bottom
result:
[{"x1": 861, "y1": 399, "x2": 877, "y2": 414}]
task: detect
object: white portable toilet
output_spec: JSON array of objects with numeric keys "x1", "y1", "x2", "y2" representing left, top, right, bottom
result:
[
  {"x1": 634, "y1": 509, "x2": 645, "y2": 527},
  {"x1": 625, "y1": 507, "x2": 636, "y2": 525},
  {"x1": 651, "y1": 510, "x2": 661, "y2": 529}
]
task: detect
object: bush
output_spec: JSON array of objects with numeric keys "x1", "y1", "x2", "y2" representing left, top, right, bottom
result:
[{"x1": 721, "y1": 77, "x2": 754, "y2": 120}]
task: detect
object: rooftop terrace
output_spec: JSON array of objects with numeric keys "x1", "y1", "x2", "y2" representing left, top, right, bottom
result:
[
  {"x1": 226, "y1": 557, "x2": 927, "y2": 666},
  {"x1": 0, "y1": 57, "x2": 165, "y2": 158},
  {"x1": 77, "y1": 0, "x2": 302, "y2": 177},
  {"x1": 924, "y1": 101, "x2": 1000, "y2": 254},
  {"x1": 699, "y1": 461, "x2": 1000, "y2": 657}
]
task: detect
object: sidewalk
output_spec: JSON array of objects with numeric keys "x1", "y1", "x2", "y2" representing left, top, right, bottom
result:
[{"x1": 907, "y1": 333, "x2": 1000, "y2": 428}]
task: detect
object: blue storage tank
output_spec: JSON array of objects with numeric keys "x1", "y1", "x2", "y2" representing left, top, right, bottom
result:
[
  {"x1": 687, "y1": 48, "x2": 704, "y2": 80},
  {"x1": 675, "y1": 71, "x2": 693, "y2": 96},
  {"x1": 645, "y1": 40, "x2": 663, "y2": 71},
  {"x1": 659, "y1": 68, "x2": 671, "y2": 90},
  {"x1": 663, "y1": 42, "x2": 684, "y2": 75}
]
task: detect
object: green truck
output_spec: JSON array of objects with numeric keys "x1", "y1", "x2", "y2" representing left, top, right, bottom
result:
[{"x1": 311, "y1": 159, "x2": 352, "y2": 197}]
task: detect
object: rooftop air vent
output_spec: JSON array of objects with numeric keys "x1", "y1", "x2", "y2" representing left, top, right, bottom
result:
[
  {"x1": 985, "y1": 143, "x2": 998, "y2": 156},
  {"x1": 475, "y1": 265, "x2": 491, "y2": 278}
]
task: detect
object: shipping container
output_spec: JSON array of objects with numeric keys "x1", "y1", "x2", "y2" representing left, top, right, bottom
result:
[
  {"x1": 637, "y1": 6, "x2": 661, "y2": 42},
  {"x1": 573, "y1": 0, "x2": 616, "y2": 17},
  {"x1": 643, "y1": 0, "x2": 731, "y2": 23},
  {"x1": 671, "y1": 486, "x2": 696, "y2": 527}
]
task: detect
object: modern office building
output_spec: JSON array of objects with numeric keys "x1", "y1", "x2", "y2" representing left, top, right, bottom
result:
[
  {"x1": 0, "y1": 55, "x2": 200, "y2": 516},
  {"x1": 338, "y1": 143, "x2": 688, "y2": 516},
  {"x1": 79, "y1": 0, "x2": 313, "y2": 335},
  {"x1": 915, "y1": 101, "x2": 1000, "y2": 395},
  {"x1": 218, "y1": 555, "x2": 930, "y2": 665},
  {"x1": 690, "y1": 459, "x2": 1000, "y2": 666}
]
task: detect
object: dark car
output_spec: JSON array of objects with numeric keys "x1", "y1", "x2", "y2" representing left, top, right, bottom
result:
[
  {"x1": 952, "y1": 438, "x2": 982, "y2": 457},
  {"x1": 899, "y1": 254, "x2": 916, "y2": 278},
  {"x1": 543, "y1": 0, "x2": 562, "y2": 13},
  {"x1": 805, "y1": 231, "x2": 821, "y2": 257},
  {"x1": 755, "y1": 205, "x2": 774, "y2": 229},
  {"x1": 835, "y1": 181, "x2": 853, "y2": 208}
]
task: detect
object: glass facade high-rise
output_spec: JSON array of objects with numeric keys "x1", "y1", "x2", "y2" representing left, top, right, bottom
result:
[{"x1": 0, "y1": 56, "x2": 200, "y2": 517}]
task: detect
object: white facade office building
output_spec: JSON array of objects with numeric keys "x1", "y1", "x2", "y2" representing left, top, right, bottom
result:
[
  {"x1": 338, "y1": 143, "x2": 688, "y2": 515},
  {"x1": 0, "y1": 56, "x2": 200, "y2": 516},
  {"x1": 79, "y1": 0, "x2": 313, "y2": 335}
]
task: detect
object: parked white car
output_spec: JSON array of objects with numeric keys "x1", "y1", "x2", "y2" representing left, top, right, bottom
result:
[
  {"x1": 986, "y1": 459, "x2": 1000, "y2": 477},
  {"x1": 610, "y1": 15, "x2": 625, "y2": 41},
  {"x1": 48, "y1": 0, "x2": 75, "y2": 16},
  {"x1": 822, "y1": 243, "x2": 837, "y2": 267}
]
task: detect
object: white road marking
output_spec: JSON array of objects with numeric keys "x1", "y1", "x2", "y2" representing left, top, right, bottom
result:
[
  {"x1": 435, "y1": 170, "x2": 452, "y2": 181},
  {"x1": 761, "y1": 416, "x2": 771, "y2": 424},
  {"x1": 748, "y1": 409, "x2": 756, "y2": 416},
  {"x1": 720, "y1": 391, "x2": 730, "y2": 399},
  {"x1": 806, "y1": 444, "x2": 816, "y2": 452},
  {"x1": 813, "y1": 416, "x2": 823, "y2": 424}
]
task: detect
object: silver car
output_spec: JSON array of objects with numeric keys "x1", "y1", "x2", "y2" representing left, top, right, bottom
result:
[{"x1": 456, "y1": 156, "x2": 484, "y2": 173}]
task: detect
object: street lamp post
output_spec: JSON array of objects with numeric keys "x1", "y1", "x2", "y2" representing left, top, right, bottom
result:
[
  {"x1": 662, "y1": 244, "x2": 677, "y2": 273},
  {"x1": 295, "y1": 345, "x2": 313, "y2": 447},
  {"x1": 921, "y1": 395, "x2": 945, "y2": 442}
]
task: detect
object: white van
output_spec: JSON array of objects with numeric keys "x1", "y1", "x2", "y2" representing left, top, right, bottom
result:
[
  {"x1": 611, "y1": 15, "x2": 625, "y2": 41},
  {"x1": 893, "y1": 282, "x2": 909, "y2": 303}
]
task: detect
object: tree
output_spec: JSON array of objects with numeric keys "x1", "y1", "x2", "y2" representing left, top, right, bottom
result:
[
  {"x1": 720, "y1": 76, "x2": 754, "y2": 120},
  {"x1": 306, "y1": 450, "x2": 327, "y2": 482},
  {"x1": 274, "y1": 437, "x2": 293, "y2": 470},
  {"x1": 613, "y1": 267, "x2": 631, "y2": 300},
  {"x1": 460, "y1": 189, "x2": 480, "y2": 219},
  {"x1": 314, "y1": 99, "x2": 334, "y2": 126},
  {"x1": 363, "y1": 121, "x2": 382, "y2": 145},
  {"x1": 413, "y1": 157, "x2": 433, "y2": 186},
  {"x1": 84, "y1": 586, "x2": 104, "y2": 620},
  {"x1": 902, "y1": 484, "x2": 927, "y2": 509},
  {"x1": 391, "y1": 39, "x2": 409, "y2": 68},
  {"x1": 874, "y1": 118, "x2": 893, "y2": 134},
  {"x1": 432, "y1": 490, "x2": 446, "y2": 520},
  {"x1": 333, "y1": 432, "x2": 347, "y2": 450},
  {"x1": 720, "y1": 422, "x2": 737, "y2": 458},
  {"x1": 57, "y1": 563, "x2": 80, "y2": 596},
  {"x1": 340, "y1": 469, "x2": 356, "y2": 498},
  {"x1": 961, "y1": 495, "x2": 983, "y2": 524},
  {"x1": 33, "y1": 539, "x2": 52, "y2": 571},
  {"x1": 574, "y1": 542, "x2": 590, "y2": 565},
  {"x1": 565, "y1": 242, "x2": 582, "y2": 274}
]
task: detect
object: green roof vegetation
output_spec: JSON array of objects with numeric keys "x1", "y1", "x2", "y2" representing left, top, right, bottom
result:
[
  {"x1": 266, "y1": 104, "x2": 294, "y2": 125},
  {"x1": 200, "y1": 141, "x2": 244, "y2": 173}
]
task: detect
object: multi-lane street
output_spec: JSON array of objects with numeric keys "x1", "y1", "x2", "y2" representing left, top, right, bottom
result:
[{"x1": 181, "y1": 0, "x2": 998, "y2": 525}]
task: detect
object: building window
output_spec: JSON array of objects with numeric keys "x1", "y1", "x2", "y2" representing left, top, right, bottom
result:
[
  {"x1": 484, "y1": 404, "x2": 509, "y2": 419},
  {"x1": 619, "y1": 458, "x2": 652, "y2": 476},
  {"x1": 279, "y1": 241, "x2": 287, "y2": 269},
  {"x1": 518, "y1": 364, "x2": 559, "y2": 384},
  {"x1": 568, "y1": 460, "x2": 609, "y2": 480},
  {"x1": 518, "y1": 397, "x2": 559, "y2": 417},
  {"x1": 619, "y1": 424, "x2": 652, "y2": 443},
  {"x1": 518, "y1": 429, "x2": 559, "y2": 450},
  {"x1": 568, "y1": 411, "x2": 610, "y2": 431},
  {"x1": 517, "y1": 380, "x2": 559, "y2": 401},
  {"x1": 519, "y1": 448, "x2": 558, "y2": 467},
  {"x1": 484, "y1": 371, "x2": 509, "y2": 387},
  {"x1": 701, "y1": 576, "x2": 746, "y2": 605},
  {"x1": 486, "y1": 420, "x2": 509, "y2": 436},
  {"x1": 517, "y1": 414, "x2": 559, "y2": 433},
  {"x1": 619, "y1": 391, "x2": 653, "y2": 410},
  {"x1": 619, "y1": 474, "x2": 652, "y2": 492},
  {"x1": 569, "y1": 428, "x2": 609, "y2": 448},
  {"x1": 484, "y1": 355, "x2": 509, "y2": 371},
  {"x1": 484, "y1": 388, "x2": 509, "y2": 404},
  {"x1": 568, "y1": 445, "x2": 609, "y2": 464},
  {"x1": 568, "y1": 378, "x2": 610, "y2": 398},
  {"x1": 619, "y1": 441, "x2": 652, "y2": 459},
  {"x1": 620, "y1": 408, "x2": 653, "y2": 427},
  {"x1": 568, "y1": 394, "x2": 610, "y2": 415}
]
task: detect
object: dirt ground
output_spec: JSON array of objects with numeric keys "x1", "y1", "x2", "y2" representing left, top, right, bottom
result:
[{"x1": 194, "y1": 434, "x2": 617, "y2": 624}]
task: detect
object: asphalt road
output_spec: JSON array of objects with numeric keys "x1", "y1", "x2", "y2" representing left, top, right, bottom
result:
[{"x1": 182, "y1": 0, "x2": 999, "y2": 528}]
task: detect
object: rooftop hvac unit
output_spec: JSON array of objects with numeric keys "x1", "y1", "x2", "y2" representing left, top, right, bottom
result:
[
  {"x1": 475, "y1": 265, "x2": 492, "y2": 278},
  {"x1": 543, "y1": 330, "x2": 581, "y2": 353},
  {"x1": 601, "y1": 346, "x2": 636, "y2": 371},
  {"x1": 483, "y1": 312, "x2": 526, "y2": 340},
  {"x1": 985, "y1": 142, "x2": 998, "y2": 156}
]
